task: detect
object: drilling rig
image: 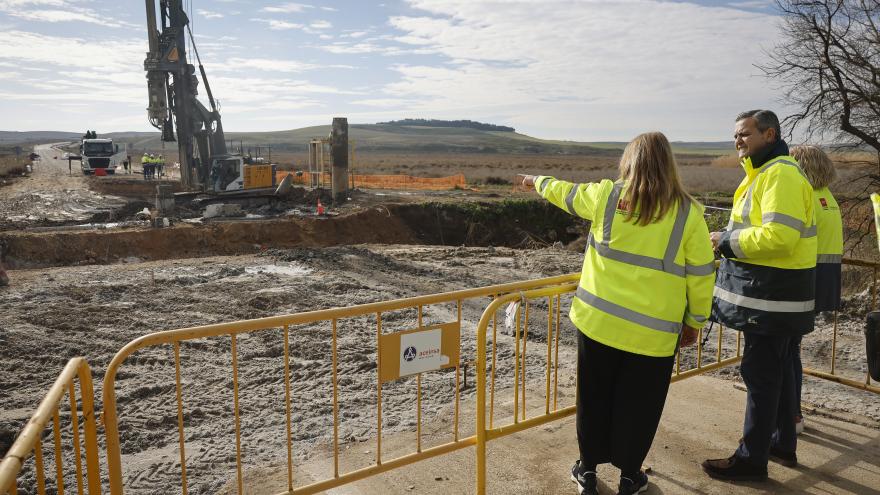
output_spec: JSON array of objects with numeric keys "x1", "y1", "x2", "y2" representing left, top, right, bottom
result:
[{"x1": 143, "y1": 0, "x2": 250, "y2": 192}]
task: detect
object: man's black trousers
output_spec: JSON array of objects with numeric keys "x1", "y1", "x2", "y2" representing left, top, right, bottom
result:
[
  {"x1": 735, "y1": 331, "x2": 799, "y2": 467},
  {"x1": 576, "y1": 330, "x2": 674, "y2": 475}
]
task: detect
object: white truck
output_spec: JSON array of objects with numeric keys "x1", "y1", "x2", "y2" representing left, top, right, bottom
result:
[{"x1": 78, "y1": 138, "x2": 118, "y2": 175}]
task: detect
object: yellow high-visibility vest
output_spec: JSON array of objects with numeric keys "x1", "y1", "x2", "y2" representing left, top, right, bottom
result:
[
  {"x1": 814, "y1": 187, "x2": 842, "y2": 311},
  {"x1": 713, "y1": 149, "x2": 817, "y2": 335},
  {"x1": 536, "y1": 176, "x2": 715, "y2": 357}
]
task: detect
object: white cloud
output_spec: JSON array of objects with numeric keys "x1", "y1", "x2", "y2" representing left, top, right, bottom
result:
[
  {"x1": 378, "y1": 0, "x2": 787, "y2": 140},
  {"x1": 221, "y1": 57, "x2": 353, "y2": 73},
  {"x1": 309, "y1": 19, "x2": 331, "y2": 29},
  {"x1": 262, "y1": 2, "x2": 313, "y2": 13},
  {"x1": 251, "y1": 17, "x2": 304, "y2": 30},
  {"x1": 346, "y1": 31, "x2": 368, "y2": 38},
  {"x1": 197, "y1": 9, "x2": 224, "y2": 19},
  {"x1": 0, "y1": 30, "x2": 144, "y2": 72},
  {"x1": 351, "y1": 98, "x2": 413, "y2": 107},
  {"x1": 0, "y1": 0, "x2": 138, "y2": 28},
  {"x1": 320, "y1": 6, "x2": 338, "y2": 11}
]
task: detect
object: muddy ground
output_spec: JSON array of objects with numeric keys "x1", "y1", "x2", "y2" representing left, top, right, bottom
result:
[{"x1": 0, "y1": 144, "x2": 878, "y2": 495}]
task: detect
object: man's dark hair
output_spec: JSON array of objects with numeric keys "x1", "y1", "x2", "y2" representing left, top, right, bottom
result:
[{"x1": 735, "y1": 109, "x2": 781, "y2": 141}]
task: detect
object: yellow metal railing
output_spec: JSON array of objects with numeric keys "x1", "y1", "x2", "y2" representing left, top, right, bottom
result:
[
  {"x1": 0, "y1": 358, "x2": 101, "y2": 495},
  {"x1": 101, "y1": 273, "x2": 581, "y2": 495},
  {"x1": 473, "y1": 283, "x2": 746, "y2": 494},
  {"x1": 803, "y1": 257, "x2": 880, "y2": 394},
  {"x1": 6, "y1": 258, "x2": 877, "y2": 495}
]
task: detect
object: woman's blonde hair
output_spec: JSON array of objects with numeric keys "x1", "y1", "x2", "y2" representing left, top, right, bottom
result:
[
  {"x1": 617, "y1": 132, "x2": 693, "y2": 226},
  {"x1": 791, "y1": 145, "x2": 836, "y2": 189}
]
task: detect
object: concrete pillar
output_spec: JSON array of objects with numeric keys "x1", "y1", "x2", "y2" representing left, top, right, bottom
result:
[
  {"x1": 309, "y1": 140, "x2": 318, "y2": 187},
  {"x1": 331, "y1": 117, "x2": 349, "y2": 201},
  {"x1": 156, "y1": 184, "x2": 175, "y2": 217}
]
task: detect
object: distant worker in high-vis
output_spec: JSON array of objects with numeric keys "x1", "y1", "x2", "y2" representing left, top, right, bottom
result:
[
  {"x1": 520, "y1": 131, "x2": 715, "y2": 495},
  {"x1": 704, "y1": 110, "x2": 817, "y2": 481}
]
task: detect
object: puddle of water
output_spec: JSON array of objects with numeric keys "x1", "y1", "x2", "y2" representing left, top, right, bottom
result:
[{"x1": 245, "y1": 264, "x2": 312, "y2": 277}]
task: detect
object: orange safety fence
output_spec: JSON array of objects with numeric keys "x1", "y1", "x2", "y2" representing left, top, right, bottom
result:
[{"x1": 276, "y1": 171, "x2": 466, "y2": 191}]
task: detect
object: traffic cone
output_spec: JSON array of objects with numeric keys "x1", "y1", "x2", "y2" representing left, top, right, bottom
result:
[{"x1": 316, "y1": 199, "x2": 325, "y2": 216}]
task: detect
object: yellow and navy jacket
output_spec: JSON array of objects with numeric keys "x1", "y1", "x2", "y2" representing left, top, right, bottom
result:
[
  {"x1": 712, "y1": 140, "x2": 817, "y2": 335},
  {"x1": 814, "y1": 187, "x2": 842, "y2": 312},
  {"x1": 536, "y1": 176, "x2": 715, "y2": 357}
]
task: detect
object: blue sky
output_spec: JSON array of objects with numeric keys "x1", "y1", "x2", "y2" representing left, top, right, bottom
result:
[{"x1": 0, "y1": 0, "x2": 787, "y2": 141}]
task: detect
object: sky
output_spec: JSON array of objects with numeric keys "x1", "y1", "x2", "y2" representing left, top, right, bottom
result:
[{"x1": 0, "y1": 0, "x2": 790, "y2": 141}]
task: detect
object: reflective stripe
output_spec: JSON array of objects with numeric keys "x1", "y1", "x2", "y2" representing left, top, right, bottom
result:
[
  {"x1": 729, "y1": 229, "x2": 746, "y2": 258},
  {"x1": 686, "y1": 261, "x2": 716, "y2": 276},
  {"x1": 586, "y1": 182, "x2": 701, "y2": 278},
  {"x1": 588, "y1": 234, "x2": 686, "y2": 276},
  {"x1": 603, "y1": 182, "x2": 623, "y2": 242},
  {"x1": 576, "y1": 286, "x2": 682, "y2": 334},
  {"x1": 737, "y1": 158, "x2": 799, "y2": 227},
  {"x1": 713, "y1": 286, "x2": 814, "y2": 312},
  {"x1": 817, "y1": 254, "x2": 842, "y2": 263},
  {"x1": 537, "y1": 177, "x2": 550, "y2": 193},
  {"x1": 761, "y1": 212, "x2": 817, "y2": 239},
  {"x1": 663, "y1": 201, "x2": 690, "y2": 271},
  {"x1": 762, "y1": 212, "x2": 804, "y2": 231},
  {"x1": 685, "y1": 312, "x2": 707, "y2": 323},
  {"x1": 564, "y1": 184, "x2": 579, "y2": 215}
]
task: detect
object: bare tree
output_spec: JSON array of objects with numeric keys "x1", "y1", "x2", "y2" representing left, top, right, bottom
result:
[
  {"x1": 761, "y1": 1, "x2": 880, "y2": 254},
  {"x1": 761, "y1": 1, "x2": 880, "y2": 164}
]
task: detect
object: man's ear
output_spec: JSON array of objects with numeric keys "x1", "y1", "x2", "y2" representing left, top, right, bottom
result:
[{"x1": 765, "y1": 127, "x2": 777, "y2": 142}]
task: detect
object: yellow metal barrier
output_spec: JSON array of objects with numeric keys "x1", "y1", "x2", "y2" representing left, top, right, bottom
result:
[
  {"x1": 7, "y1": 260, "x2": 872, "y2": 494},
  {"x1": 473, "y1": 257, "x2": 880, "y2": 493},
  {"x1": 803, "y1": 257, "x2": 880, "y2": 394},
  {"x1": 473, "y1": 283, "x2": 746, "y2": 494},
  {"x1": 0, "y1": 358, "x2": 101, "y2": 495},
  {"x1": 101, "y1": 273, "x2": 580, "y2": 495}
]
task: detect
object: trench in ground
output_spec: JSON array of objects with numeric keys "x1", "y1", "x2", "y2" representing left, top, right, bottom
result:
[{"x1": 0, "y1": 200, "x2": 587, "y2": 269}]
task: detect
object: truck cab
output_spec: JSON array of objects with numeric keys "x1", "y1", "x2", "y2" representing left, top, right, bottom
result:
[{"x1": 80, "y1": 139, "x2": 118, "y2": 175}]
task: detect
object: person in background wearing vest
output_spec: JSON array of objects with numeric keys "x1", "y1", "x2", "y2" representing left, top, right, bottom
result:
[
  {"x1": 784, "y1": 145, "x2": 843, "y2": 436},
  {"x1": 703, "y1": 110, "x2": 817, "y2": 481},
  {"x1": 520, "y1": 132, "x2": 715, "y2": 495}
]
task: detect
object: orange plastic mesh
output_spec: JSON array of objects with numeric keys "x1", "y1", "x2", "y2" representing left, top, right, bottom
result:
[{"x1": 276, "y1": 172, "x2": 466, "y2": 191}]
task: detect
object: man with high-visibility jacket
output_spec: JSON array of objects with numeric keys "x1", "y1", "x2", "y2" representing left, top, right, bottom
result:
[
  {"x1": 703, "y1": 110, "x2": 817, "y2": 481},
  {"x1": 522, "y1": 132, "x2": 715, "y2": 495}
]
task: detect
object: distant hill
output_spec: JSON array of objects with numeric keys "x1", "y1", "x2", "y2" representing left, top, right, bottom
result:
[
  {"x1": 107, "y1": 124, "x2": 617, "y2": 155},
  {"x1": 377, "y1": 119, "x2": 516, "y2": 133},
  {"x1": 0, "y1": 126, "x2": 732, "y2": 156}
]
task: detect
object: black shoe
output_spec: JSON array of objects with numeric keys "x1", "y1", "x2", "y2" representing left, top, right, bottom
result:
[
  {"x1": 769, "y1": 445, "x2": 798, "y2": 468},
  {"x1": 701, "y1": 454, "x2": 768, "y2": 481},
  {"x1": 570, "y1": 460, "x2": 598, "y2": 495},
  {"x1": 617, "y1": 471, "x2": 648, "y2": 495}
]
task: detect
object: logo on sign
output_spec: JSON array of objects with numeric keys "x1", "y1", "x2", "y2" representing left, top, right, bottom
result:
[
  {"x1": 403, "y1": 346, "x2": 417, "y2": 362},
  {"x1": 820, "y1": 197, "x2": 828, "y2": 209}
]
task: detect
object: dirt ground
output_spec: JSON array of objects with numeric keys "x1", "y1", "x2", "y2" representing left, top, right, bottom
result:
[{"x1": 0, "y1": 143, "x2": 878, "y2": 495}]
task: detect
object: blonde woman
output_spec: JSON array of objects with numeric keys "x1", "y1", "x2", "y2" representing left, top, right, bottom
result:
[
  {"x1": 782, "y1": 146, "x2": 842, "y2": 440},
  {"x1": 520, "y1": 132, "x2": 715, "y2": 495}
]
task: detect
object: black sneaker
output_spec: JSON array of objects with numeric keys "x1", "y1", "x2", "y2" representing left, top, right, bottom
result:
[
  {"x1": 570, "y1": 460, "x2": 598, "y2": 495},
  {"x1": 617, "y1": 471, "x2": 648, "y2": 495}
]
